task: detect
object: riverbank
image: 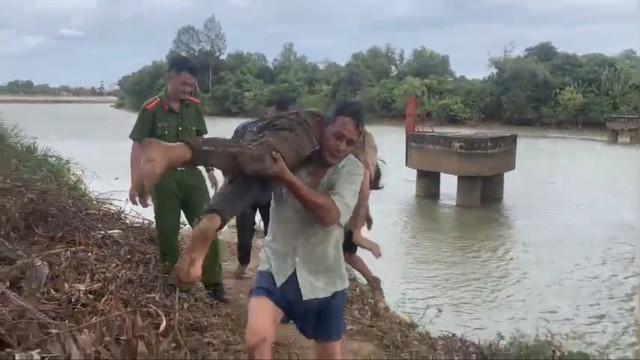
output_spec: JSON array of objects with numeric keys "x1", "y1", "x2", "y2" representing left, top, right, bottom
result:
[
  {"x1": 0, "y1": 95, "x2": 117, "y2": 104},
  {"x1": 113, "y1": 103, "x2": 611, "y2": 138},
  {"x1": 0, "y1": 123, "x2": 598, "y2": 359}
]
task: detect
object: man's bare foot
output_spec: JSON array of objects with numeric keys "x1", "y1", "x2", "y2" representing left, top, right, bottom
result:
[
  {"x1": 136, "y1": 138, "x2": 170, "y2": 207},
  {"x1": 371, "y1": 276, "x2": 385, "y2": 297},
  {"x1": 370, "y1": 276, "x2": 386, "y2": 314},
  {"x1": 171, "y1": 251, "x2": 205, "y2": 289},
  {"x1": 234, "y1": 264, "x2": 248, "y2": 279},
  {"x1": 137, "y1": 138, "x2": 192, "y2": 207}
]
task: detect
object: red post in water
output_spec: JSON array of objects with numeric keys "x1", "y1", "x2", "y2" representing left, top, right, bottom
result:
[{"x1": 405, "y1": 96, "x2": 416, "y2": 134}]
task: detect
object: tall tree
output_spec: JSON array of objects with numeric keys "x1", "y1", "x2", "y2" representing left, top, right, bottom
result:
[
  {"x1": 200, "y1": 14, "x2": 227, "y2": 91},
  {"x1": 116, "y1": 33, "x2": 637, "y2": 126},
  {"x1": 170, "y1": 25, "x2": 202, "y2": 58}
]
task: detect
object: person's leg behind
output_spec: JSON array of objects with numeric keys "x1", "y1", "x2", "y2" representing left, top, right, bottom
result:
[
  {"x1": 283, "y1": 271, "x2": 345, "y2": 360},
  {"x1": 151, "y1": 173, "x2": 183, "y2": 275},
  {"x1": 235, "y1": 203, "x2": 258, "y2": 278},
  {"x1": 179, "y1": 168, "x2": 226, "y2": 302},
  {"x1": 245, "y1": 271, "x2": 287, "y2": 359},
  {"x1": 343, "y1": 231, "x2": 384, "y2": 312},
  {"x1": 313, "y1": 291, "x2": 346, "y2": 360},
  {"x1": 344, "y1": 253, "x2": 383, "y2": 296}
]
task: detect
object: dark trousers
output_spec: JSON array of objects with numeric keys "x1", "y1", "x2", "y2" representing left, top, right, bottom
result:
[
  {"x1": 250, "y1": 270, "x2": 346, "y2": 342},
  {"x1": 151, "y1": 169, "x2": 221, "y2": 285},
  {"x1": 236, "y1": 201, "x2": 271, "y2": 266}
]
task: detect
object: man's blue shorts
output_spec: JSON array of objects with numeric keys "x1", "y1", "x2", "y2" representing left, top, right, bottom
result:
[{"x1": 249, "y1": 270, "x2": 346, "y2": 342}]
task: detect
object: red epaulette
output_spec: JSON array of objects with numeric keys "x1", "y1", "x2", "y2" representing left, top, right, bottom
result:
[
  {"x1": 144, "y1": 98, "x2": 161, "y2": 110},
  {"x1": 183, "y1": 95, "x2": 201, "y2": 104}
]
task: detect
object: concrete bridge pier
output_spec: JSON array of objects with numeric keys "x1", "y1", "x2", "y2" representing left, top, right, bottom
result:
[
  {"x1": 415, "y1": 170, "x2": 440, "y2": 199},
  {"x1": 606, "y1": 115, "x2": 640, "y2": 144},
  {"x1": 406, "y1": 132, "x2": 517, "y2": 207},
  {"x1": 455, "y1": 174, "x2": 505, "y2": 207},
  {"x1": 456, "y1": 176, "x2": 482, "y2": 207},
  {"x1": 481, "y1": 174, "x2": 505, "y2": 201},
  {"x1": 606, "y1": 129, "x2": 619, "y2": 144}
]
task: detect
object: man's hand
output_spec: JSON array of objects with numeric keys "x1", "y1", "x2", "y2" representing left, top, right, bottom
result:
[
  {"x1": 369, "y1": 242, "x2": 382, "y2": 259},
  {"x1": 268, "y1": 151, "x2": 292, "y2": 181},
  {"x1": 353, "y1": 231, "x2": 382, "y2": 259},
  {"x1": 128, "y1": 184, "x2": 139, "y2": 206}
]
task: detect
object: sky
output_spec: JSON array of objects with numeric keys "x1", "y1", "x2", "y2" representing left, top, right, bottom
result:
[{"x1": 1, "y1": 0, "x2": 638, "y2": 87}]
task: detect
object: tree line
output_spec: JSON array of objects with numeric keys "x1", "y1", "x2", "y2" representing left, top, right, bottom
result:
[
  {"x1": 115, "y1": 14, "x2": 639, "y2": 128},
  {"x1": 0, "y1": 80, "x2": 113, "y2": 97}
]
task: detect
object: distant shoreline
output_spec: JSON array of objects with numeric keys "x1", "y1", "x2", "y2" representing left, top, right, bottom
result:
[{"x1": 0, "y1": 95, "x2": 117, "y2": 104}]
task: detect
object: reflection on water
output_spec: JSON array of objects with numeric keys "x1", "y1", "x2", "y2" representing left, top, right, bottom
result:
[
  {"x1": 355, "y1": 125, "x2": 637, "y2": 357},
  {"x1": 395, "y1": 200, "x2": 517, "y2": 334},
  {"x1": 0, "y1": 104, "x2": 637, "y2": 357}
]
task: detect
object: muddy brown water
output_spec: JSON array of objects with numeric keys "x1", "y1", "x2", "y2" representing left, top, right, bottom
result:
[{"x1": 0, "y1": 104, "x2": 637, "y2": 357}]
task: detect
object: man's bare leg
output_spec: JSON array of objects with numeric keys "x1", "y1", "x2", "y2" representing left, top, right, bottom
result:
[
  {"x1": 315, "y1": 341, "x2": 342, "y2": 360},
  {"x1": 136, "y1": 137, "x2": 255, "y2": 207},
  {"x1": 137, "y1": 138, "x2": 193, "y2": 207},
  {"x1": 245, "y1": 296, "x2": 282, "y2": 359},
  {"x1": 344, "y1": 253, "x2": 385, "y2": 313},
  {"x1": 172, "y1": 213, "x2": 222, "y2": 287}
]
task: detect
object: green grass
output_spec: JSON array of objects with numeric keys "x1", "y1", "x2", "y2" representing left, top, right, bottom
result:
[
  {"x1": 0, "y1": 123, "x2": 89, "y2": 195},
  {"x1": 499, "y1": 331, "x2": 598, "y2": 360}
]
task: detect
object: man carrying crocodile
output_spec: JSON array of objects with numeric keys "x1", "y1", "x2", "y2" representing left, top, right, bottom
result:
[{"x1": 133, "y1": 103, "x2": 382, "y2": 289}]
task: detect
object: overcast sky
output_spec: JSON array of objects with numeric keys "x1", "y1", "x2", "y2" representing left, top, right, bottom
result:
[{"x1": 1, "y1": 0, "x2": 638, "y2": 87}]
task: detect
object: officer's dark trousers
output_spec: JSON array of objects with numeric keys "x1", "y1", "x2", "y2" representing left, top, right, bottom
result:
[
  {"x1": 235, "y1": 201, "x2": 271, "y2": 266},
  {"x1": 151, "y1": 168, "x2": 222, "y2": 285}
]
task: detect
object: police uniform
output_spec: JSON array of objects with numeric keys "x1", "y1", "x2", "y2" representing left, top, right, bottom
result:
[{"x1": 129, "y1": 90, "x2": 224, "y2": 294}]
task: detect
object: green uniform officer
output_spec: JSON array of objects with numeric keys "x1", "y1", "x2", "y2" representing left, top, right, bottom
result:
[{"x1": 127, "y1": 55, "x2": 226, "y2": 302}]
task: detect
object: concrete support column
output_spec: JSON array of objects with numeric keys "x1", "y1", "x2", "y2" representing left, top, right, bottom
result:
[
  {"x1": 630, "y1": 130, "x2": 640, "y2": 144},
  {"x1": 456, "y1": 176, "x2": 482, "y2": 207},
  {"x1": 607, "y1": 129, "x2": 619, "y2": 143},
  {"x1": 481, "y1": 173, "x2": 504, "y2": 201},
  {"x1": 416, "y1": 170, "x2": 440, "y2": 199}
]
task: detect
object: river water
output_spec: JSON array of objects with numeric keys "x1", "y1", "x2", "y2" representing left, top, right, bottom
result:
[{"x1": 0, "y1": 104, "x2": 637, "y2": 357}]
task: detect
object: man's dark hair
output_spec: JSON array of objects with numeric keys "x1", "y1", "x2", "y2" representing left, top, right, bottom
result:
[
  {"x1": 274, "y1": 96, "x2": 290, "y2": 112},
  {"x1": 167, "y1": 55, "x2": 198, "y2": 78},
  {"x1": 325, "y1": 100, "x2": 365, "y2": 133}
]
